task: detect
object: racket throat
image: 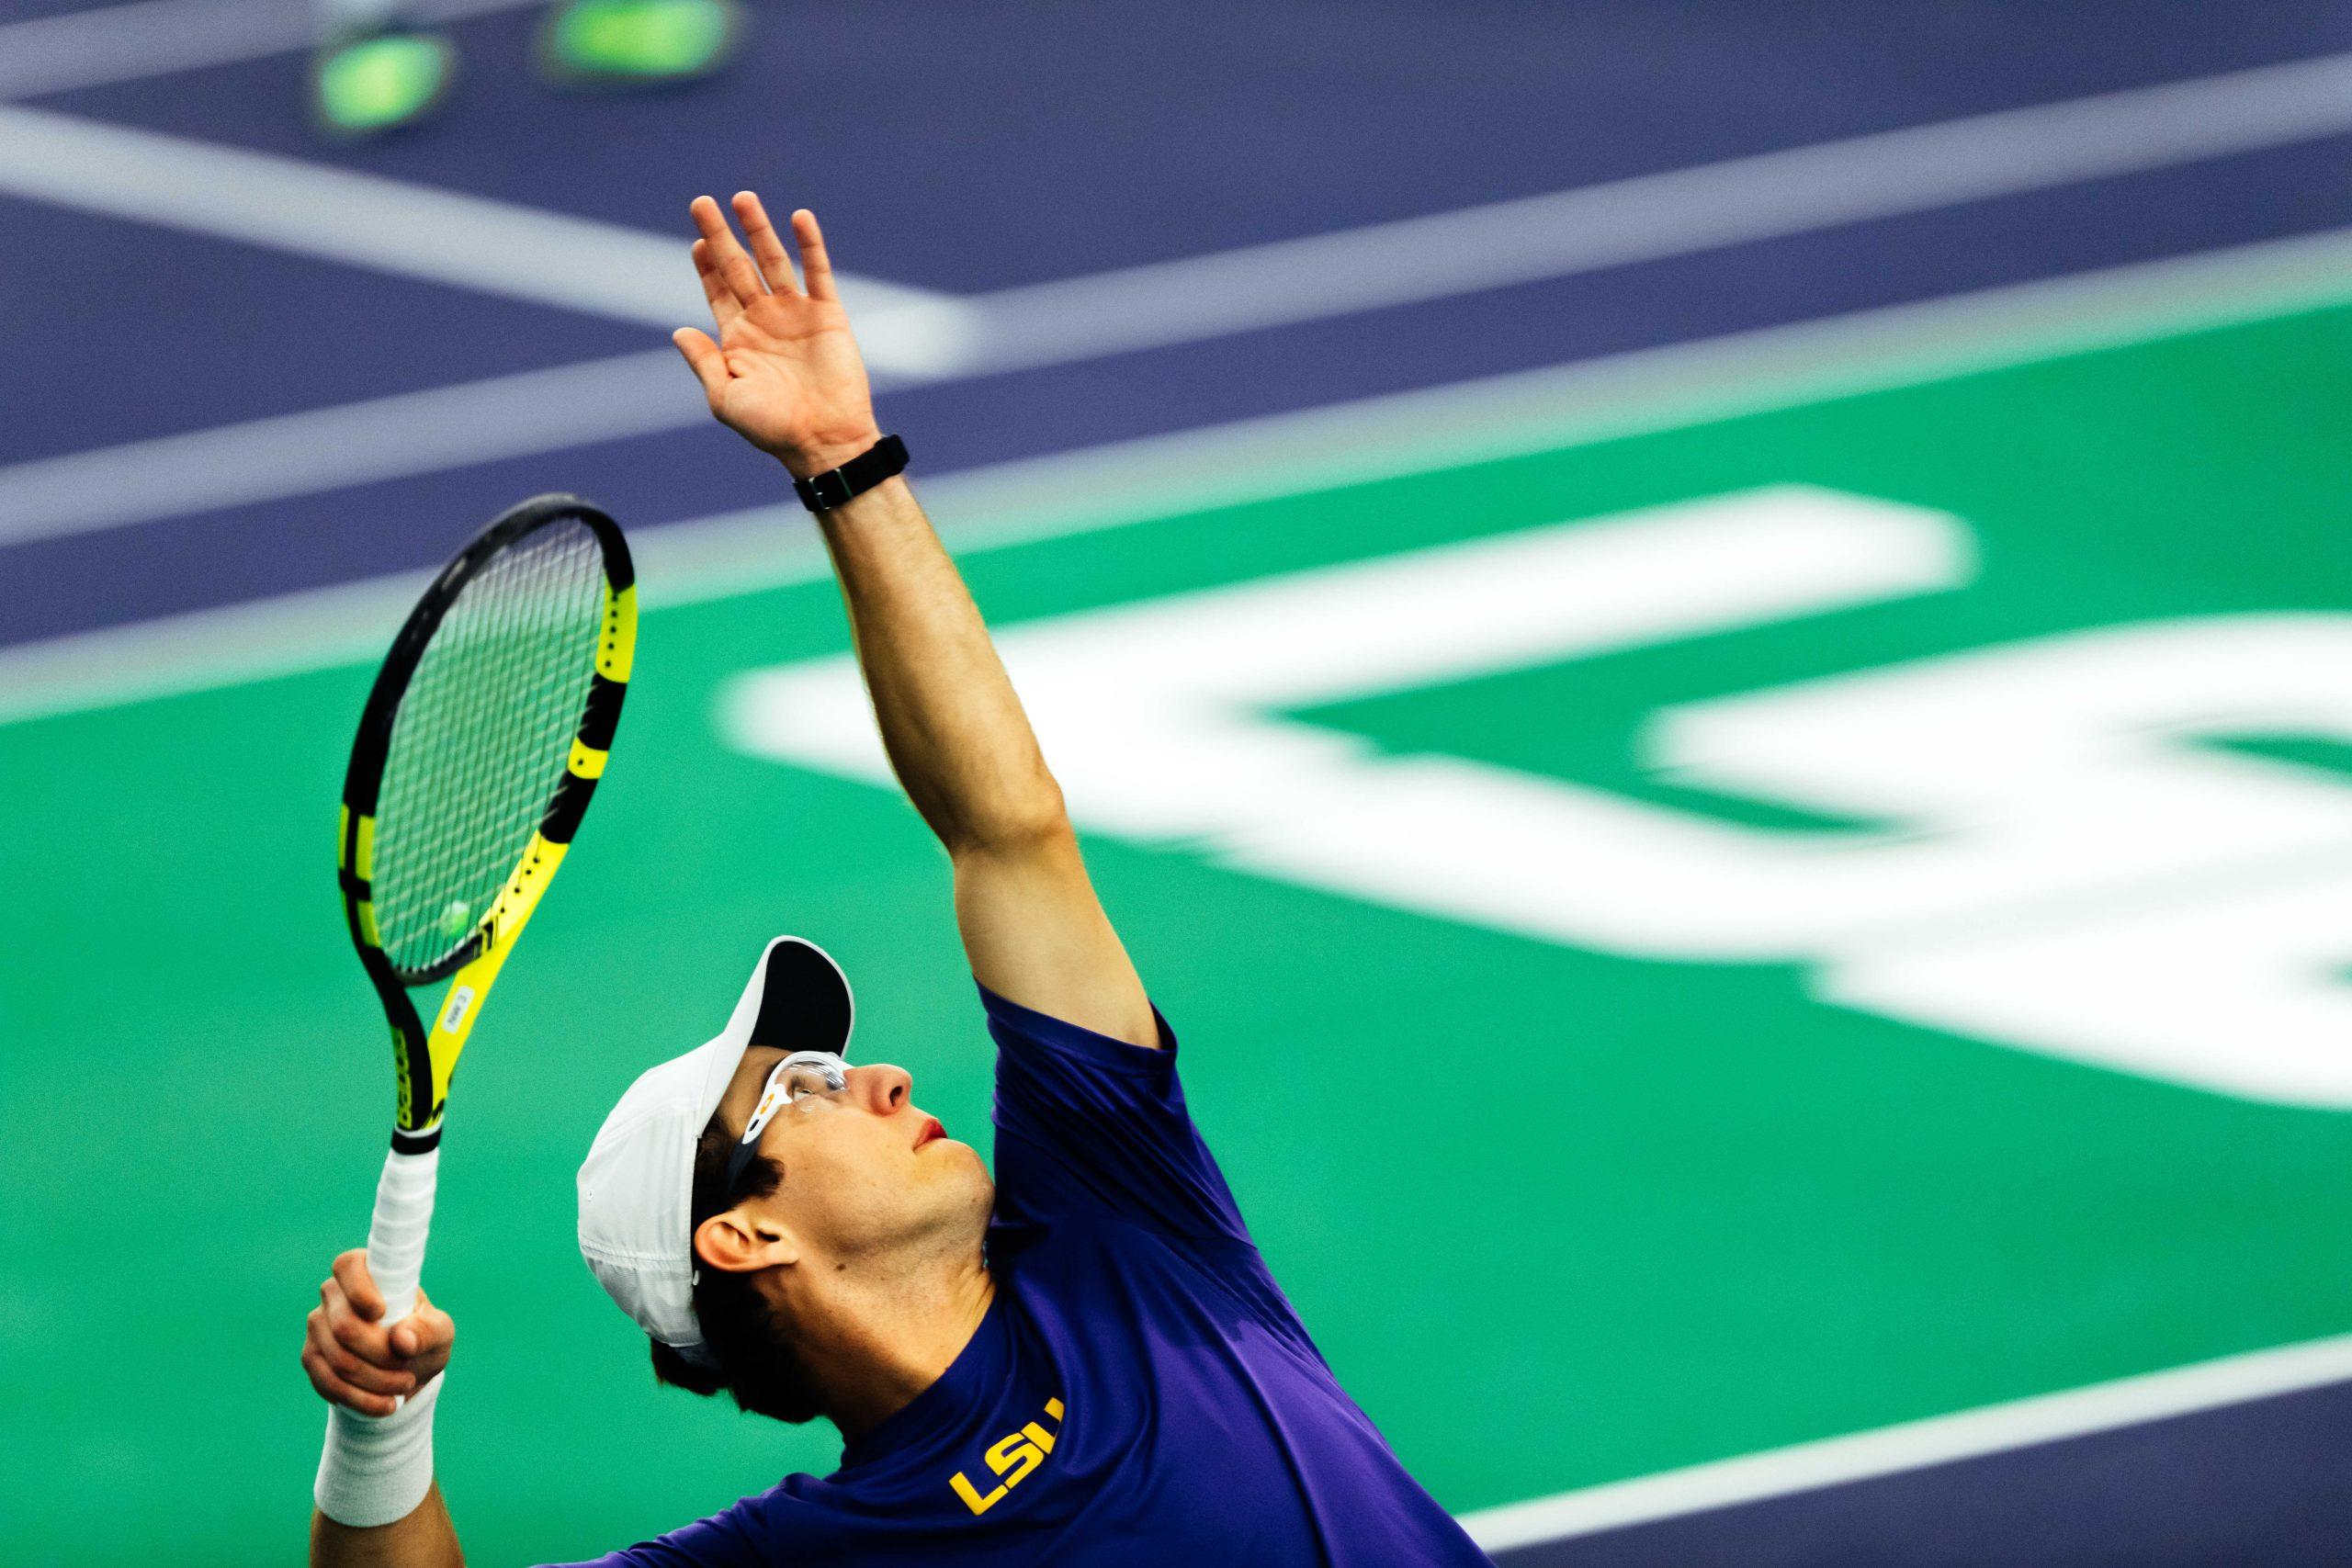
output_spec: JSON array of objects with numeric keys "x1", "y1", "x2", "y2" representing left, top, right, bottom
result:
[{"x1": 391, "y1": 1122, "x2": 444, "y2": 1155}]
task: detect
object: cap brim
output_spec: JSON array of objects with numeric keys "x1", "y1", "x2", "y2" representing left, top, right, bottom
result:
[{"x1": 693, "y1": 935, "x2": 855, "y2": 1132}]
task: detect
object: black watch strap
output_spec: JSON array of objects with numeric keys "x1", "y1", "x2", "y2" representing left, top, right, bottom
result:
[{"x1": 794, "y1": 434, "x2": 909, "y2": 513}]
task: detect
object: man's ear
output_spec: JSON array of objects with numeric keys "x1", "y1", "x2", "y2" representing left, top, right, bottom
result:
[{"x1": 695, "y1": 1207, "x2": 801, "y2": 1274}]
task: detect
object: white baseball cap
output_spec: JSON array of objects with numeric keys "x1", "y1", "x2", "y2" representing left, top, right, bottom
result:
[{"x1": 576, "y1": 936, "x2": 854, "y2": 1367}]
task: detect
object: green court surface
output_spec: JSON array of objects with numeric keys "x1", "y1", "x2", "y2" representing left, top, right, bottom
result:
[{"x1": 8, "y1": 294, "x2": 2352, "y2": 1564}]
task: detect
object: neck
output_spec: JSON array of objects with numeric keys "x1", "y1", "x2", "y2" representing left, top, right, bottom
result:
[{"x1": 784, "y1": 1243, "x2": 996, "y2": 1440}]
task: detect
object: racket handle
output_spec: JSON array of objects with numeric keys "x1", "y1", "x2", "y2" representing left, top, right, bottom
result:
[{"x1": 365, "y1": 1144, "x2": 439, "y2": 1331}]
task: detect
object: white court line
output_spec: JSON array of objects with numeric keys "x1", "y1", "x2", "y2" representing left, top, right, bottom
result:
[
  {"x1": 1460, "y1": 1333, "x2": 2352, "y2": 1551},
  {"x1": 0, "y1": 103, "x2": 967, "y2": 360},
  {"x1": 8, "y1": 50, "x2": 2352, "y2": 548},
  {"x1": 0, "y1": 0, "x2": 545, "y2": 102},
  {"x1": 7, "y1": 220, "x2": 2352, "y2": 554},
  {"x1": 954, "y1": 50, "x2": 2352, "y2": 377},
  {"x1": 7, "y1": 221, "x2": 2352, "y2": 729},
  {"x1": 0, "y1": 347, "x2": 686, "y2": 550},
  {"x1": 0, "y1": 343, "x2": 695, "y2": 548}
]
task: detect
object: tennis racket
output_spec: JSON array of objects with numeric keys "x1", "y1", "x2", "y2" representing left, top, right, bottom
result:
[{"x1": 335, "y1": 493, "x2": 636, "y2": 1332}]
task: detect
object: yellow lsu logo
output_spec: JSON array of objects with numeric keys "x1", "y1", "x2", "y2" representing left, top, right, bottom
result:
[{"x1": 950, "y1": 1397, "x2": 1065, "y2": 1516}]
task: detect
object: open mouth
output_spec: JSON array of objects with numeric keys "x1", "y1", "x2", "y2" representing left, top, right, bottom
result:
[{"x1": 914, "y1": 1116, "x2": 946, "y2": 1149}]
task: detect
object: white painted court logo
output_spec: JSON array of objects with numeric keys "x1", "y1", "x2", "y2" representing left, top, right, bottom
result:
[{"x1": 722, "y1": 486, "x2": 2352, "y2": 1108}]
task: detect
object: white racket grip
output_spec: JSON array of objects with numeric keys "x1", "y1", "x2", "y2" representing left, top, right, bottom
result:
[{"x1": 366, "y1": 1145, "x2": 439, "y2": 1337}]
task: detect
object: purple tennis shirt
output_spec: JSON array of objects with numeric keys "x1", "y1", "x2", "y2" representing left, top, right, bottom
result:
[{"x1": 555, "y1": 986, "x2": 1494, "y2": 1566}]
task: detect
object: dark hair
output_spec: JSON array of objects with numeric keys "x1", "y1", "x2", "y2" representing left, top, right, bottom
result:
[{"x1": 649, "y1": 1120, "x2": 828, "y2": 1424}]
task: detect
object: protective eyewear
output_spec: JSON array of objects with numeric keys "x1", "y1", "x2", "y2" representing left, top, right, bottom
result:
[{"x1": 724, "y1": 1050, "x2": 850, "y2": 1193}]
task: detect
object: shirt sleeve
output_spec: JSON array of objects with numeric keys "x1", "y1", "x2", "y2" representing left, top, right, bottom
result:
[{"x1": 983, "y1": 983, "x2": 1254, "y2": 1247}]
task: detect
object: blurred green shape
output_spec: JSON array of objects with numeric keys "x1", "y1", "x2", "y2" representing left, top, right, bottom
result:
[
  {"x1": 537, "y1": 0, "x2": 746, "y2": 85},
  {"x1": 311, "y1": 28, "x2": 456, "y2": 136}
]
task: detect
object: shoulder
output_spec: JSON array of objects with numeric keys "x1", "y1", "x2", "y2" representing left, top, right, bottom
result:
[{"x1": 981, "y1": 982, "x2": 1179, "y2": 1071}]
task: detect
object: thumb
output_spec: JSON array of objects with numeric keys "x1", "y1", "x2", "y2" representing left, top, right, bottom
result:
[
  {"x1": 672, "y1": 328, "x2": 728, "y2": 403},
  {"x1": 393, "y1": 1288, "x2": 454, "y2": 1358}
]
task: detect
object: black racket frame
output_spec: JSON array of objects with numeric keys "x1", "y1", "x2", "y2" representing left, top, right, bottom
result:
[{"x1": 335, "y1": 493, "x2": 634, "y2": 1149}]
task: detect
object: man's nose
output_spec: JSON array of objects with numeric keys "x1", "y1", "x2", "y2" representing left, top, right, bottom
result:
[{"x1": 849, "y1": 1063, "x2": 911, "y2": 1113}]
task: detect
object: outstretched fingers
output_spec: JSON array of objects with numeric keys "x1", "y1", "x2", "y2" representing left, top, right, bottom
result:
[
  {"x1": 731, "y1": 191, "x2": 801, "y2": 295},
  {"x1": 792, "y1": 209, "x2": 839, "y2": 301},
  {"x1": 690, "y1": 194, "x2": 766, "y2": 310},
  {"x1": 692, "y1": 240, "x2": 741, "y2": 327}
]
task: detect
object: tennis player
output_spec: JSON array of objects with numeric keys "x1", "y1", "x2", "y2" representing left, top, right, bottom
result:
[{"x1": 300, "y1": 191, "x2": 1497, "y2": 1567}]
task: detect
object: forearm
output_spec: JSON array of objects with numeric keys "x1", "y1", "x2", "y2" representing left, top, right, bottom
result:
[
  {"x1": 311, "y1": 1484, "x2": 462, "y2": 1568},
  {"x1": 811, "y1": 471, "x2": 1066, "y2": 852},
  {"x1": 676, "y1": 193, "x2": 1150, "y2": 1040}
]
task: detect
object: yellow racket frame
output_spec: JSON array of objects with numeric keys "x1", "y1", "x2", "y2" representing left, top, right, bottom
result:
[{"x1": 336, "y1": 496, "x2": 636, "y2": 1148}]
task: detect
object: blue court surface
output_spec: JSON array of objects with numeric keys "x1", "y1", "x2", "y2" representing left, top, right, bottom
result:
[
  {"x1": 1510, "y1": 1378, "x2": 2352, "y2": 1568},
  {"x1": 10, "y1": 4, "x2": 2352, "y2": 1563}
]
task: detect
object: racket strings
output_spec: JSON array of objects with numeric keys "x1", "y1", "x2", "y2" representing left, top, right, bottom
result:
[{"x1": 371, "y1": 520, "x2": 607, "y2": 977}]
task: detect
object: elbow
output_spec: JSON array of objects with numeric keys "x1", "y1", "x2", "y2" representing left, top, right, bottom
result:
[{"x1": 942, "y1": 781, "x2": 1072, "y2": 858}]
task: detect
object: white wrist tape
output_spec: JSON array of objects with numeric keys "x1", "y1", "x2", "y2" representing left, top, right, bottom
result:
[{"x1": 314, "y1": 1374, "x2": 441, "y2": 1528}]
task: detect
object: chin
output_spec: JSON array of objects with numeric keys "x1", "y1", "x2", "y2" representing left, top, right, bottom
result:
[
  {"x1": 916, "y1": 1143, "x2": 991, "y2": 1201},
  {"x1": 956, "y1": 1163, "x2": 997, "y2": 1224}
]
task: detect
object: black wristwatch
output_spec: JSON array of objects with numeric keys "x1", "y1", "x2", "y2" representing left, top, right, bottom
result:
[{"x1": 793, "y1": 434, "x2": 909, "y2": 513}]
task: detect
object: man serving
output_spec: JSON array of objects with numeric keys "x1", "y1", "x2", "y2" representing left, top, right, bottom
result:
[{"x1": 299, "y1": 190, "x2": 1496, "y2": 1567}]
